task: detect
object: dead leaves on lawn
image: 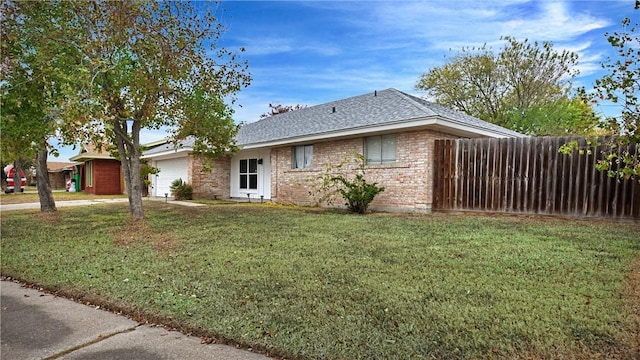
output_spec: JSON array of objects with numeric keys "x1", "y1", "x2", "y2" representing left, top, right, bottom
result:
[
  {"x1": 112, "y1": 220, "x2": 181, "y2": 253},
  {"x1": 623, "y1": 256, "x2": 640, "y2": 356},
  {"x1": 34, "y1": 211, "x2": 62, "y2": 224}
]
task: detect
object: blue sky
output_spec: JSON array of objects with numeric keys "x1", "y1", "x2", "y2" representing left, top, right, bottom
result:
[{"x1": 56, "y1": 0, "x2": 638, "y2": 162}]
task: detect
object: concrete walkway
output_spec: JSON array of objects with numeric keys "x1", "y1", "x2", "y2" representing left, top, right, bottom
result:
[
  {"x1": 0, "y1": 198, "x2": 205, "y2": 211},
  {"x1": 0, "y1": 280, "x2": 271, "y2": 360}
]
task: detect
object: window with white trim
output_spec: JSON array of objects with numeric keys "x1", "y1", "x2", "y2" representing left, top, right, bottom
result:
[
  {"x1": 239, "y1": 158, "x2": 258, "y2": 190},
  {"x1": 365, "y1": 134, "x2": 396, "y2": 164},
  {"x1": 86, "y1": 161, "x2": 93, "y2": 187},
  {"x1": 292, "y1": 145, "x2": 313, "y2": 169}
]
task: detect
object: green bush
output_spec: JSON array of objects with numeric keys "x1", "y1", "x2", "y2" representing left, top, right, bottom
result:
[
  {"x1": 140, "y1": 161, "x2": 160, "y2": 197},
  {"x1": 310, "y1": 154, "x2": 385, "y2": 214},
  {"x1": 333, "y1": 172, "x2": 385, "y2": 214},
  {"x1": 169, "y1": 178, "x2": 193, "y2": 200}
]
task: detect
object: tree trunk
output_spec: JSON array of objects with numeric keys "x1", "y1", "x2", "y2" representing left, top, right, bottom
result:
[
  {"x1": 127, "y1": 149, "x2": 144, "y2": 220},
  {"x1": 114, "y1": 118, "x2": 144, "y2": 220},
  {"x1": 13, "y1": 158, "x2": 23, "y2": 194},
  {"x1": 36, "y1": 149, "x2": 57, "y2": 212}
]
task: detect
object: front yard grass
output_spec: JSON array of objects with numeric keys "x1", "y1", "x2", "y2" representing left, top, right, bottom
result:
[
  {"x1": 0, "y1": 191, "x2": 127, "y2": 205},
  {"x1": 1, "y1": 202, "x2": 638, "y2": 359}
]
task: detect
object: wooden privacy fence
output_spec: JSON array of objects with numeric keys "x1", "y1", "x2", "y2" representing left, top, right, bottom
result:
[{"x1": 433, "y1": 137, "x2": 640, "y2": 219}]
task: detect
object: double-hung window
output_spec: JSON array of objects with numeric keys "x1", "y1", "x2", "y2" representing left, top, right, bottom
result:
[
  {"x1": 292, "y1": 145, "x2": 313, "y2": 169},
  {"x1": 365, "y1": 134, "x2": 396, "y2": 164}
]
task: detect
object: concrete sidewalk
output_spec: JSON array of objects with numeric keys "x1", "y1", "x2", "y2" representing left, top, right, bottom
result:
[
  {"x1": 0, "y1": 281, "x2": 271, "y2": 360},
  {"x1": 0, "y1": 198, "x2": 205, "y2": 211}
]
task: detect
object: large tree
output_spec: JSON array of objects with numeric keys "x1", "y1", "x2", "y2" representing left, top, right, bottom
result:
[
  {"x1": 57, "y1": 1, "x2": 251, "y2": 220},
  {"x1": 1, "y1": 2, "x2": 81, "y2": 211},
  {"x1": 580, "y1": 11, "x2": 639, "y2": 180},
  {"x1": 504, "y1": 96, "x2": 600, "y2": 136},
  {"x1": 416, "y1": 37, "x2": 597, "y2": 135}
]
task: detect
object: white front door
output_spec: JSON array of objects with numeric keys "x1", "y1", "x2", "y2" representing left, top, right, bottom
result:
[{"x1": 231, "y1": 150, "x2": 271, "y2": 199}]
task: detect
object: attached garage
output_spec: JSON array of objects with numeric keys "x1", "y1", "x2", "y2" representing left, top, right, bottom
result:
[
  {"x1": 142, "y1": 139, "x2": 194, "y2": 198},
  {"x1": 153, "y1": 157, "x2": 188, "y2": 197}
]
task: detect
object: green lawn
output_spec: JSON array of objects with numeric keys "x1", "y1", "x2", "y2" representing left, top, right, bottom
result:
[
  {"x1": 1, "y1": 202, "x2": 638, "y2": 359},
  {"x1": 0, "y1": 190, "x2": 127, "y2": 205}
]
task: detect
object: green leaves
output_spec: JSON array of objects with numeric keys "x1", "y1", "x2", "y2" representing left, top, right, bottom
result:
[
  {"x1": 416, "y1": 37, "x2": 588, "y2": 135},
  {"x1": 173, "y1": 86, "x2": 239, "y2": 172},
  {"x1": 505, "y1": 97, "x2": 601, "y2": 136},
  {"x1": 0, "y1": 1, "x2": 77, "y2": 163},
  {"x1": 334, "y1": 172, "x2": 385, "y2": 214},
  {"x1": 310, "y1": 154, "x2": 385, "y2": 214},
  {"x1": 27, "y1": 1, "x2": 252, "y2": 219},
  {"x1": 169, "y1": 178, "x2": 193, "y2": 200},
  {"x1": 579, "y1": 14, "x2": 640, "y2": 181}
]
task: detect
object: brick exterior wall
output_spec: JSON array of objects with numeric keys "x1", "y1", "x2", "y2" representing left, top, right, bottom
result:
[
  {"x1": 84, "y1": 159, "x2": 122, "y2": 195},
  {"x1": 271, "y1": 129, "x2": 456, "y2": 212},
  {"x1": 48, "y1": 172, "x2": 69, "y2": 190},
  {"x1": 190, "y1": 154, "x2": 232, "y2": 199}
]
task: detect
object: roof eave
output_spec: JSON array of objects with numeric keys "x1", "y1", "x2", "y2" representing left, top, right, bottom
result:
[
  {"x1": 142, "y1": 139, "x2": 170, "y2": 148},
  {"x1": 239, "y1": 116, "x2": 524, "y2": 149},
  {"x1": 141, "y1": 147, "x2": 192, "y2": 160},
  {"x1": 69, "y1": 154, "x2": 116, "y2": 162},
  {"x1": 431, "y1": 119, "x2": 527, "y2": 139}
]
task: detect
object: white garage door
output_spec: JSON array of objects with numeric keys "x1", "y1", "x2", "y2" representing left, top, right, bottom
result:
[{"x1": 155, "y1": 157, "x2": 188, "y2": 197}]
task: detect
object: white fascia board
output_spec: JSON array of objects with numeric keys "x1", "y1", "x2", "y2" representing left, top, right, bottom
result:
[
  {"x1": 141, "y1": 147, "x2": 192, "y2": 160},
  {"x1": 69, "y1": 154, "x2": 115, "y2": 161},
  {"x1": 239, "y1": 116, "x2": 524, "y2": 149},
  {"x1": 142, "y1": 139, "x2": 170, "y2": 148},
  {"x1": 430, "y1": 120, "x2": 527, "y2": 139}
]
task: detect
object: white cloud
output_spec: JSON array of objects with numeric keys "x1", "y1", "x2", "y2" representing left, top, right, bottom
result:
[
  {"x1": 236, "y1": 36, "x2": 341, "y2": 57},
  {"x1": 227, "y1": 1, "x2": 627, "y2": 122},
  {"x1": 238, "y1": 37, "x2": 294, "y2": 56},
  {"x1": 562, "y1": 41, "x2": 607, "y2": 78},
  {"x1": 498, "y1": 2, "x2": 610, "y2": 41},
  {"x1": 231, "y1": 59, "x2": 420, "y2": 123},
  {"x1": 360, "y1": 0, "x2": 610, "y2": 51}
]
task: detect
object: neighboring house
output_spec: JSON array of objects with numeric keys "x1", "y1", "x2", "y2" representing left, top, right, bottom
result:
[
  {"x1": 47, "y1": 162, "x2": 77, "y2": 190},
  {"x1": 69, "y1": 144, "x2": 124, "y2": 195},
  {"x1": 144, "y1": 88, "x2": 523, "y2": 211}
]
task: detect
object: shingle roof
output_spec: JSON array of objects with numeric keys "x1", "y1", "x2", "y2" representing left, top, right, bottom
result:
[
  {"x1": 69, "y1": 142, "x2": 116, "y2": 161},
  {"x1": 143, "y1": 138, "x2": 195, "y2": 156},
  {"x1": 47, "y1": 162, "x2": 77, "y2": 172},
  {"x1": 400, "y1": 92, "x2": 523, "y2": 137},
  {"x1": 236, "y1": 88, "x2": 522, "y2": 146},
  {"x1": 142, "y1": 88, "x2": 523, "y2": 158}
]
